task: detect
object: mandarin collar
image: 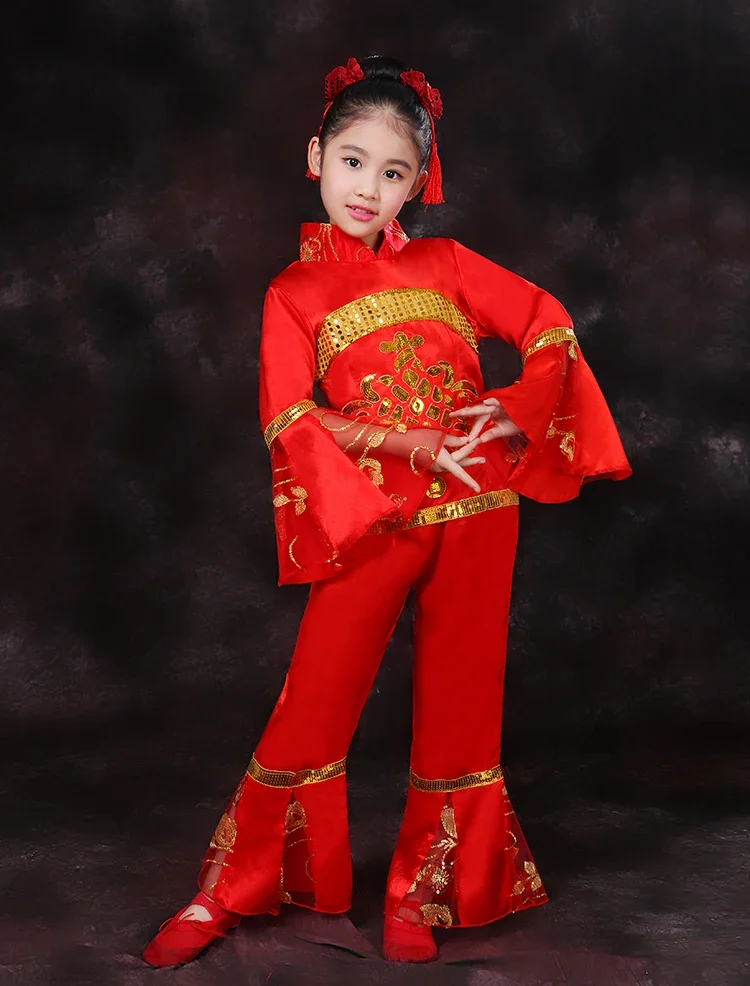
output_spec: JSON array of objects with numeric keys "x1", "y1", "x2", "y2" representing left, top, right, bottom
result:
[{"x1": 299, "y1": 218, "x2": 410, "y2": 262}]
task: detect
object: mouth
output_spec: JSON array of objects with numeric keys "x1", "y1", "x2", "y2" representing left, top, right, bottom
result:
[{"x1": 345, "y1": 204, "x2": 378, "y2": 222}]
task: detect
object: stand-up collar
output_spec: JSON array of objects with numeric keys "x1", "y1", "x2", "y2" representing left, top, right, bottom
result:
[{"x1": 299, "y1": 218, "x2": 410, "y2": 262}]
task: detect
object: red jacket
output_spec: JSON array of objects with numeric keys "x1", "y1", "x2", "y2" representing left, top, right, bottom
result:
[{"x1": 260, "y1": 218, "x2": 631, "y2": 585}]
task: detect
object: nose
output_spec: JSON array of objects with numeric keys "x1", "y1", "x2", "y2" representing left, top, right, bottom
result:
[{"x1": 355, "y1": 168, "x2": 379, "y2": 200}]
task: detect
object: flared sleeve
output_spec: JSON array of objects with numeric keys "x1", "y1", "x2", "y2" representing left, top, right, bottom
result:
[
  {"x1": 259, "y1": 283, "x2": 449, "y2": 585},
  {"x1": 451, "y1": 240, "x2": 631, "y2": 502}
]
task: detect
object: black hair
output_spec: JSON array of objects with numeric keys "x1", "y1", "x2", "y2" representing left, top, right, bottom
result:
[{"x1": 318, "y1": 55, "x2": 433, "y2": 171}]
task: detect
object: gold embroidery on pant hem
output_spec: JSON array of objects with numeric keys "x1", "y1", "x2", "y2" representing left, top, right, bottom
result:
[
  {"x1": 420, "y1": 903, "x2": 453, "y2": 927},
  {"x1": 409, "y1": 764, "x2": 505, "y2": 793},
  {"x1": 247, "y1": 755, "x2": 346, "y2": 788},
  {"x1": 367, "y1": 489, "x2": 518, "y2": 535},
  {"x1": 209, "y1": 813, "x2": 237, "y2": 852},
  {"x1": 264, "y1": 399, "x2": 317, "y2": 447}
]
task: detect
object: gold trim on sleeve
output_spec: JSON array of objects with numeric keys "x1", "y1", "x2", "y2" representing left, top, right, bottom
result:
[
  {"x1": 247, "y1": 755, "x2": 346, "y2": 788},
  {"x1": 367, "y1": 488, "x2": 518, "y2": 534},
  {"x1": 521, "y1": 327, "x2": 579, "y2": 363},
  {"x1": 409, "y1": 764, "x2": 505, "y2": 793},
  {"x1": 316, "y1": 289, "x2": 479, "y2": 382},
  {"x1": 264, "y1": 399, "x2": 318, "y2": 448}
]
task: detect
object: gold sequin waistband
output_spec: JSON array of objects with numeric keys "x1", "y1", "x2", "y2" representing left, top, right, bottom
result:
[
  {"x1": 246, "y1": 755, "x2": 346, "y2": 788},
  {"x1": 409, "y1": 764, "x2": 505, "y2": 793},
  {"x1": 367, "y1": 488, "x2": 518, "y2": 535}
]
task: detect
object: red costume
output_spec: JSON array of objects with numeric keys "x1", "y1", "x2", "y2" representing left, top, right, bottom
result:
[{"x1": 195, "y1": 218, "x2": 631, "y2": 930}]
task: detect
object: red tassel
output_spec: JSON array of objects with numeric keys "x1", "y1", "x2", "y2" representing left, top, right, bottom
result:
[{"x1": 420, "y1": 123, "x2": 444, "y2": 206}]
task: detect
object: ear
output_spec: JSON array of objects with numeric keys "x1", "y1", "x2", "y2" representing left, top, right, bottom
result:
[
  {"x1": 405, "y1": 169, "x2": 428, "y2": 202},
  {"x1": 307, "y1": 136, "x2": 322, "y2": 178}
]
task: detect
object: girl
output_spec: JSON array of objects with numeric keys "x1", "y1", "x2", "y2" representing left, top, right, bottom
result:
[{"x1": 143, "y1": 54, "x2": 630, "y2": 967}]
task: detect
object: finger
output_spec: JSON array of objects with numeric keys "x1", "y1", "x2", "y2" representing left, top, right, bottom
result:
[
  {"x1": 458, "y1": 456, "x2": 486, "y2": 467},
  {"x1": 450, "y1": 437, "x2": 483, "y2": 460},
  {"x1": 442, "y1": 456, "x2": 481, "y2": 493},
  {"x1": 468, "y1": 413, "x2": 490, "y2": 441},
  {"x1": 448, "y1": 405, "x2": 495, "y2": 417},
  {"x1": 443, "y1": 434, "x2": 471, "y2": 447}
]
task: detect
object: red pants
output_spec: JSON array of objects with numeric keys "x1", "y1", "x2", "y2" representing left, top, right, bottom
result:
[{"x1": 198, "y1": 500, "x2": 548, "y2": 928}]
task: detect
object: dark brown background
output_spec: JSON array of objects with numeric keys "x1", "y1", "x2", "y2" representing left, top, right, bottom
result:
[{"x1": 1, "y1": 2, "x2": 747, "y2": 984}]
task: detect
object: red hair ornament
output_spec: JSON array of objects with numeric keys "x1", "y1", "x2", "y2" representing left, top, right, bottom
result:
[{"x1": 305, "y1": 57, "x2": 445, "y2": 206}]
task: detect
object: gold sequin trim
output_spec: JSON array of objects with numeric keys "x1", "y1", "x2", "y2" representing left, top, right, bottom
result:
[
  {"x1": 409, "y1": 764, "x2": 505, "y2": 793},
  {"x1": 315, "y1": 289, "x2": 479, "y2": 382},
  {"x1": 264, "y1": 399, "x2": 317, "y2": 448},
  {"x1": 367, "y1": 488, "x2": 518, "y2": 535},
  {"x1": 521, "y1": 326, "x2": 579, "y2": 364},
  {"x1": 247, "y1": 755, "x2": 346, "y2": 788}
]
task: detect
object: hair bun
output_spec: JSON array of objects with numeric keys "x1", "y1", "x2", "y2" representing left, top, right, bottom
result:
[{"x1": 359, "y1": 54, "x2": 406, "y2": 83}]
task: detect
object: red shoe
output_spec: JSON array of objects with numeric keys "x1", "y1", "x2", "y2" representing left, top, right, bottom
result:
[
  {"x1": 142, "y1": 891, "x2": 241, "y2": 968},
  {"x1": 383, "y1": 904, "x2": 438, "y2": 963}
]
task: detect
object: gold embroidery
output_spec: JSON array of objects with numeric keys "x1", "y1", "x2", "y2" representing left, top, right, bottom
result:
[
  {"x1": 546, "y1": 414, "x2": 576, "y2": 462},
  {"x1": 343, "y1": 332, "x2": 479, "y2": 432},
  {"x1": 420, "y1": 903, "x2": 453, "y2": 927},
  {"x1": 367, "y1": 488, "x2": 519, "y2": 535},
  {"x1": 521, "y1": 327, "x2": 579, "y2": 364},
  {"x1": 407, "y1": 805, "x2": 458, "y2": 897},
  {"x1": 299, "y1": 223, "x2": 340, "y2": 263},
  {"x1": 285, "y1": 800, "x2": 307, "y2": 833},
  {"x1": 288, "y1": 536, "x2": 302, "y2": 569},
  {"x1": 247, "y1": 755, "x2": 346, "y2": 788},
  {"x1": 209, "y1": 813, "x2": 237, "y2": 852},
  {"x1": 409, "y1": 445, "x2": 437, "y2": 475},
  {"x1": 264, "y1": 399, "x2": 317, "y2": 447},
  {"x1": 315, "y1": 289, "x2": 479, "y2": 382},
  {"x1": 356, "y1": 427, "x2": 387, "y2": 486},
  {"x1": 273, "y1": 485, "x2": 308, "y2": 515},
  {"x1": 512, "y1": 860, "x2": 544, "y2": 897},
  {"x1": 409, "y1": 763, "x2": 505, "y2": 793},
  {"x1": 426, "y1": 476, "x2": 447, "y2": 498}
]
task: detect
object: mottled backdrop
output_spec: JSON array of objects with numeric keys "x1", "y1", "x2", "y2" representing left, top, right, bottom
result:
[{"x1": 1, "y1": 2, "x2": 748, "y2": 984}]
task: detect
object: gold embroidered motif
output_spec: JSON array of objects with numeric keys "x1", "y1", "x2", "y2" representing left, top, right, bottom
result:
[
  {"x1": 299, "y1": 223, "x2": 340, "y2": 263},
  {"x1": 356, "y1": 427, "x2": 387, "y2": 486},
  {"x1": 522, "y1": 326, "x2": 579, "y2": 364},
  {"x1": 420, "y1": 903, "x2": 453, "y2": 927},
  {"x1": 409, "y1": 763, "x2": 505, "y2": 793},
  {"x1": 546, "y1": 414, "x2": 576, "y2": 462},
  {"x1": 247, "y1": 756, "x2": 346, "y2": 788},
  {"x1": 426, "y1": 476, "x2": 447, "y2": 498},
  {"x1": 288, "y1": 536, "x2": 302, "y2": 569},
  {"x1": 285, "y1": 800, "x2": 307, "y2": 834},
  {"x1": 209, "y1": 813, "x2": 237, "y2": 852},
  {"x1": 264, "y1": 399, "x2": 317, "y2": 447},
  {"x1": 512, "y1": 861, "x2": 544, "y2": 897},
  {"x1": 367, "y1": 489, "x2": 518, "y2": 535},
  {"x1": 409, "y1": 445, "x2": 437, "y2": 475},
  {"x1": 315, "y1": 289, "x2": 479, "y2": 382},
  {"x1": 273, "y1": 485, "x2": 308, "y2": 515},
  {"x1": 344, "y1": 332, "x2": 479, "y2": 431}
]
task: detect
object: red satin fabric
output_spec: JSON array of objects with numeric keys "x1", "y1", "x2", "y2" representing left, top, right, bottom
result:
[
  {"x1": 259, "y1": 220, "x2": 631, "y2": 585},
  {"x1": 198, "y1": 503, "x2": 547, "y2": 927}
]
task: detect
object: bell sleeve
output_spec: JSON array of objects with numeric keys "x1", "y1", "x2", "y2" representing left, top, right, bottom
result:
[
  {"x1": 259, "y1": 283, "x2": 449, "y2": 585},
  {"x1": 451, "y1": 240, "x2": 631, "y2": 502}
]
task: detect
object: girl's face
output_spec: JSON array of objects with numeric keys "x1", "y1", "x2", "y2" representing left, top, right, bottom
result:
[{"x1": 307, "y1": 112, "x2": 427, "y2": 250}]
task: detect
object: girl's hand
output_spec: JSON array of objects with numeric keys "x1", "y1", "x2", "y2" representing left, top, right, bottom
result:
[
  {"x1": 449, "y1": 398, "x2": 522, "y2": 445},
  {"x1": 428, "y1": 434, "x2": 485, "y2": 493}
]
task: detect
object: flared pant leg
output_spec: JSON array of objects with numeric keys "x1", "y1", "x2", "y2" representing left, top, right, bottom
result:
[
  {"x1": 198, "y1": 525, "x2": 438, "y2": 916},
  {"x1": 385, "y1": 504, "x2": 549, "y2": 927}
]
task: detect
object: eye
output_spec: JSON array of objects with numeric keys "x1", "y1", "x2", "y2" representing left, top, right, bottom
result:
[
  {"x1": 343, "y1": 157, "x2": 361, "y2": 168},
  {"x1": 384, "y1": 169, "x2": 404, "y2": 181}
]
